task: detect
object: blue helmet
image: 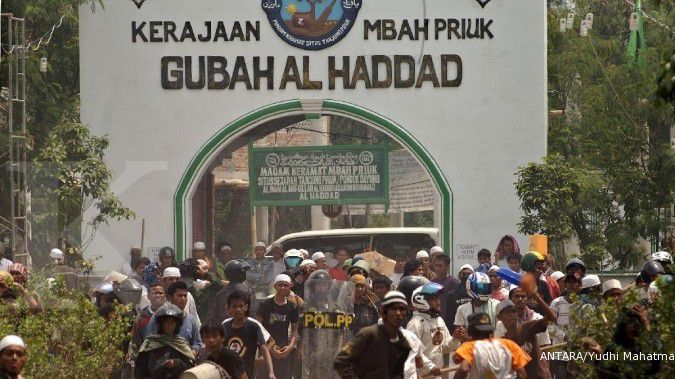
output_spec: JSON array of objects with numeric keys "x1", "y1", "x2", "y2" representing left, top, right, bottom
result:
[
  {"x1": 411, "y1": 282, "x2": 444, "y2": 311},
  {"x1": 466, "y1": 272, "x2": 491, "y2": 301}
]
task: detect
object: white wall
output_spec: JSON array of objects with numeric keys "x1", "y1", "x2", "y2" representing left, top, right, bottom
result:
[{"x1": 79, "y1": 0, "x2": 546, "y2": 274}]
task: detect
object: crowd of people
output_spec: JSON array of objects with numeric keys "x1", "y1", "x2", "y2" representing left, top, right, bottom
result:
[{"x1": 0, "y1": 235, "x2": 673, "y2": 378}]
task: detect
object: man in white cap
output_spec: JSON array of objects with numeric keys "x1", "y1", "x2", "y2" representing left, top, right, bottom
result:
[
  {"x1": 0, "y1": 335, "x2": 27, "y2": 379},
  {"x1": 601, "y1": 279, "x2": 623, "y2": 303},
  {"x1": 192, "y1": 241, "x2": 212, "y2": 270},
  {"x1": 162, "y1": 267, "x2": 201, "y2": 327},
  {"x1": 416, "y1": 250, "x2": 435, "y2": 280},
  {"x1": 48, "y1": 248, "x2": 77, "y2": 289},
  {"x1": 256, "y1": 274, "x2": 299, "y2": 379},
  {"x1": 569, "y1": 274, "x2": 602, "y2": 339},
  {"x1": 334, "y1": 291, "x2": 441, "y2": 378},
  {"x1": 311, "y1": 252, "x2": 327, "y2": 270},
  {"x1": 246, "y1": 241, "x2": 274, "y2": 299}
]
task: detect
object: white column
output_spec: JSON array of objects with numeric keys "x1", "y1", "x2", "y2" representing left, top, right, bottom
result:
[
  {"x1": 255, "y1": 206, "x2": 269, "y2": 243},
  {"x1": 309, "y1": 116, "x2": 331, "y2": 231}
]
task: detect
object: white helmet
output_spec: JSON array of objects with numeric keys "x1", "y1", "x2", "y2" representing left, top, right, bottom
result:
[{"x1": 652, "y1": 251, "x2": 673, "y2": 265}]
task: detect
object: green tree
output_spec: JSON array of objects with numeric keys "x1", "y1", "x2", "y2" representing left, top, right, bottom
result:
[
  {"x1": 0, "y1": 275, "x2": 130, "y2": 378},
  {"x1": 516, "y1": 0, "x2": 675, "y2": 269},
  {"x1": 1, "y1": 0, "x2": 132, "y2": 267}
]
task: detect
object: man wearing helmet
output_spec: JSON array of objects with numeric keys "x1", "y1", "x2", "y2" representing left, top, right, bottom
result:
[
  {"x1": 651, "y1": 251, "x2": 672, "y2": 275},
  {"x1": 453, "y1": 272, "x2": 499, "y2": 343},
  {"x1": 207, "y1": 259, "x2": 254, "y2": 325},
  {"x1": 406, "y1": 282, "x2": 453, "y2": 378},
  {"x1": 520, "y1": 252, "x2": 553, "y2": 315},
  {"x1": 136, "y1": 303, "x2": 195, "y2": 378}
]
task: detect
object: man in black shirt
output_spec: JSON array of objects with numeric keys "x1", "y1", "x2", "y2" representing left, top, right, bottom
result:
[
  {"x1": 223, "y1": 291, "x2": 275, "y2": 379},
  {"x1": 198, "y1": 323, "x2": 247, "y2": 379},
  {"x1": 256, "y1": 274, "x2": 299, "y2": 379}
]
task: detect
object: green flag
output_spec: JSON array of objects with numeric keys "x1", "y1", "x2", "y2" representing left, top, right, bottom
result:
[{"x1": 627, "y1": 0, "x2": 646, "y2": 66}]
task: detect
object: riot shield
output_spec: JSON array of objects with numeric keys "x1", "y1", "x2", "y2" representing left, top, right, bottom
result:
[{"x1": 302, "y1": 271, "x2": 355, "y2": 379}]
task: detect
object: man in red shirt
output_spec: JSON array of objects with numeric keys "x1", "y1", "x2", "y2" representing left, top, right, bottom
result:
[{"x1": 328, "y1": 246, "x2": 349, "y2": 280}]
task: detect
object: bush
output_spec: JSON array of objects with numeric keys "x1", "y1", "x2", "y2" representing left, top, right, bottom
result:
[
  {"x1": 0, "y1": 275, "x2": 130, "y2": 378},
  {"x1": 567, "y1": 282, "x2": 675, "y2": 378}
]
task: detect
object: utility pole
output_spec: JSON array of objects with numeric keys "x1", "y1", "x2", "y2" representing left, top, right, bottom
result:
[{"x1": 2, "y1": 14, "x2": 30, "y2": 265}]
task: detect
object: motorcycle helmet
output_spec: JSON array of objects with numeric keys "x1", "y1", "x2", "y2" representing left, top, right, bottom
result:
[
  {"x1": 521, "y1": 251, "x2": 545, "y2": 272},
  {"x1": 640, "y1": 261, "x2": 664, "y2": 285},
  {"x1": 348, "y1": 260, "x2": 371, "y2": 277},
  {"x1": 466, "y1": 272, "x2": 491, "y2": 301},
  {"x1": 396, "y1": 275, "x2": 430, "y2": 305},
  {"x1": 652, "y1": 251, "x2": 673, "y2": 265},
  {"x1": 284, "y1": 249, "x2": 304, "y2": 270},
  {"x1": 155, "y1": 303, "x2": 184, "y2": 333},
  {"x1": 224, "y1": 259, "x2": 252, "y2": 283},
  {"x1": 411, "y1": 282, "x2": 444, "y2": 311}
]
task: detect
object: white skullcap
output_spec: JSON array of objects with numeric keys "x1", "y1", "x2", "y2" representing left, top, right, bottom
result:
[
  {"x1": 193, "y1": 242, "x2": 206, "y2": 250},
  {"x1": 488, "y1": 265, "x2": 501, "y2": 273},
  {"x1": 299, "y1": 259, "x2": 316, "y2": 268},
  {"x1": 550, "y1": 271, "x2": 565, "y2": 282},
  {"x1": 416, "y1": 250, "x2": 429, "y2": 259},
  {"x1": 220, "y1": 245, "x2": 232, "y2": 252},
  {"x1": 602, "y1": 279, "x2": 622, "y2": 294},
  {"x1": 0, "y1": 335, "x2": 25, "y2": 351},
  {"x1": 255, "y1": 241, "x2": 267, "y2": 248},
  {"x1": 430, "y1": 246, "x2": 444, "y2": 254},
  {"x1": 459, "y1": 264, "x2": 474, "y2": 273},
  {"x1": 312, "y1": 252, "x2": 326, "y2": 261},
  {"x1": 581, "y1": 274, "x2": 601, "y2": 289},
  {"x1": 131, "y1": 245, "x2": 142, "y2": 250},
  {"x1": 274, "y1": 274, "x2": 292, "y2": 285},
  {"x1": 299, "y1": 249, "x2": 309, "y2": 258},
  {"x1": 162, "y1": 267, "x2": 181, "y2": 278},
  {"x1": 50, "y1": 248, "x2": 64, "y2": 259}
]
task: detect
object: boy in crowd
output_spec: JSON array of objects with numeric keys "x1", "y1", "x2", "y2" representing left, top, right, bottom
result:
[
  {"x1": 198, "y1": 323, "x2": 248, "y2": 379},
  {"x1": 146, "y1": 281, "x2": 203, "y2": 355},
  {"x1": 223, "y1": 291, "x2": 275, "y2": 379},
  {"x1": 507, "y1": 253, "x2": 522, "y2": 274},
  {"x1": 256, "y1": 274, "x2": 299, "y2": 379},
  {"x1": 407, "y1": 283, "x2": 453, "y2": 378},
  {"x1": 454, "y1": 313, "x2": 530, "y2": 379},
  {"x1": 476, "y1": 249, "x2": 492, "y2": 271}
]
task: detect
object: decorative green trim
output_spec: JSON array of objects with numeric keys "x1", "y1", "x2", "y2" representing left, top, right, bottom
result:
[{"x1": 174, "y1": 99, "x2": 453, "y2": 266}]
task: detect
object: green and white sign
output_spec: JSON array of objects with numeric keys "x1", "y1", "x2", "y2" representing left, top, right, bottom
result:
[{"x1": 249, "y1": 144, "x2": 389, "y2": 207}]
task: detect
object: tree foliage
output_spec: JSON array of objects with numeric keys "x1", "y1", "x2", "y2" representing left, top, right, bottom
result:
[
  {"x1": 0, "y1": 275, "x2": 129, "y2": 378},
  {"x1": 516, "y1": 0, "x2": 675, "y2": 269}
]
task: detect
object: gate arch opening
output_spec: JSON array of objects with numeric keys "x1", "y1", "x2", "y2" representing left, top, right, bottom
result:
[{"x1": 173, "y1": 99, "x2": 453, "y2": 267}]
